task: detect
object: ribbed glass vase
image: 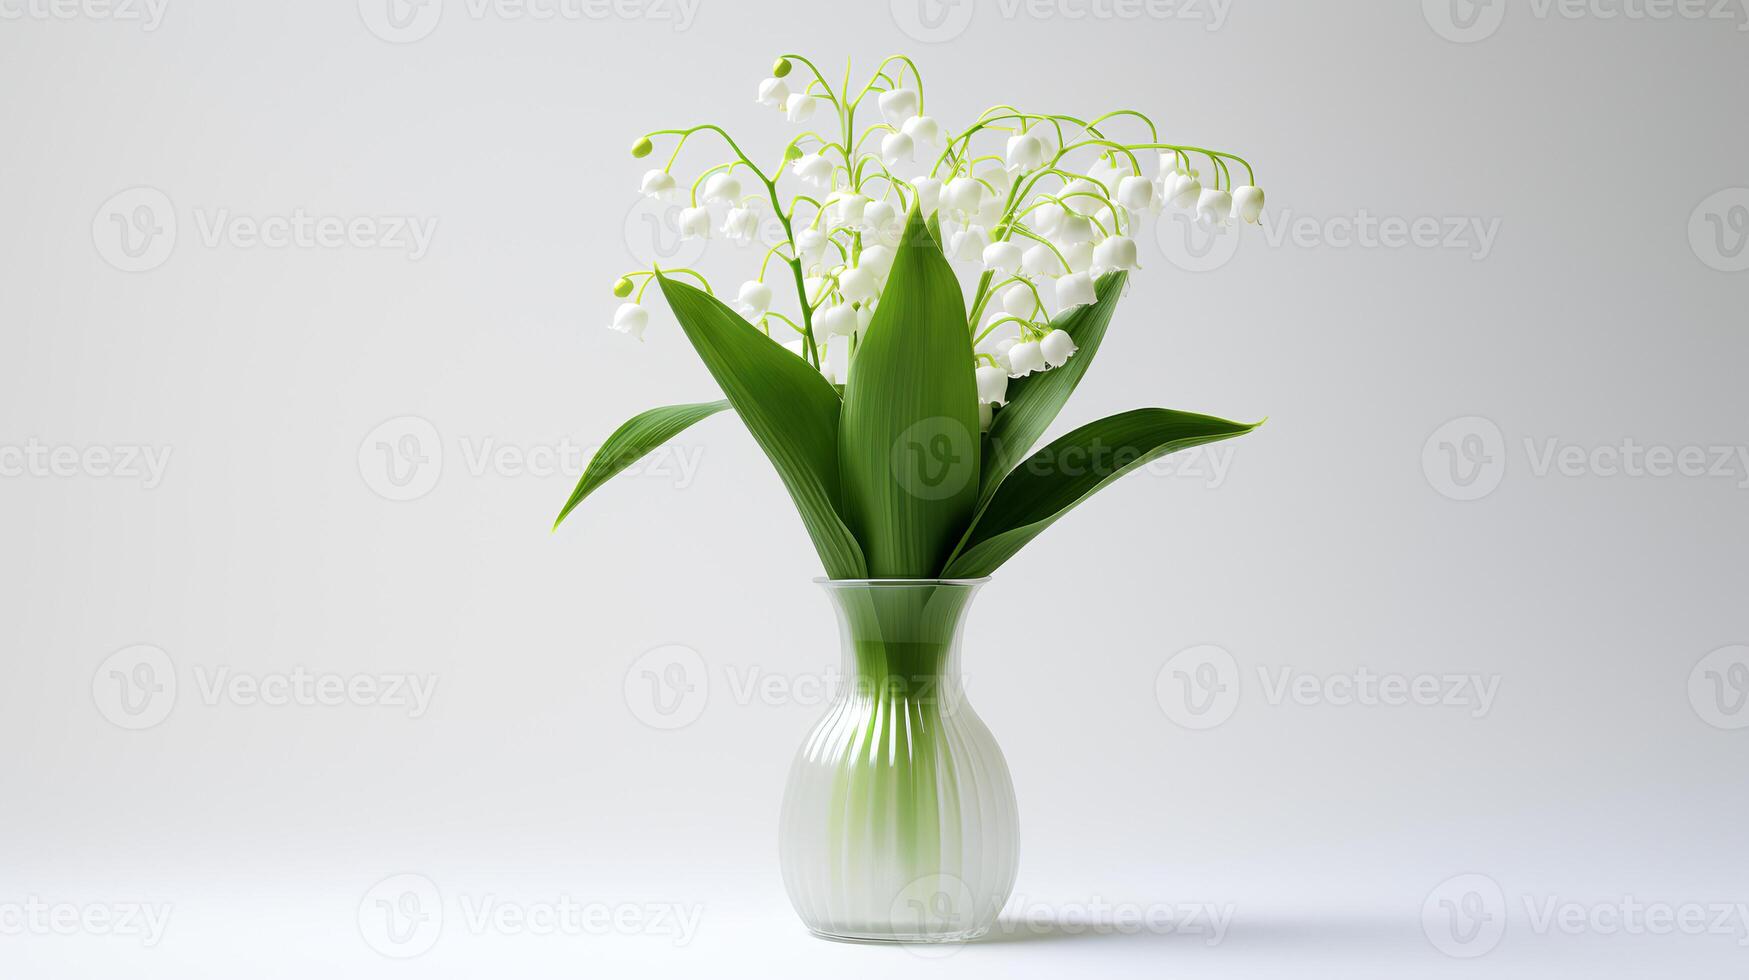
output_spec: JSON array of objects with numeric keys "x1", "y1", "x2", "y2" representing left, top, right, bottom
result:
[{"x1": 779, "y1": 578, "x2": 1018, "y2": 943}]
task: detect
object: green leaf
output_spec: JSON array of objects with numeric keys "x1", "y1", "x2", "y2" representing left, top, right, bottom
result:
[
  {"x1": 657, "y1": 276, "x2": 868, "y2": 579},
  {"x1": 980, "y1": 270, "x2": 1126, "y2": 504},
  {"x1": 943, "y1": 408, "x2": 1259, "y2": 578},
  {"x1": 553, "y1": 400, "x2": 729, "y2": 531},
  {"x1": 839, "y1": 206, "x2": 981, "y2": 578}
]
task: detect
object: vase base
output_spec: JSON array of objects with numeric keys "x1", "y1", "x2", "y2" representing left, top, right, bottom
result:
[{"x1": 808, "y1": 926, "x2": 991, "y2": 945}]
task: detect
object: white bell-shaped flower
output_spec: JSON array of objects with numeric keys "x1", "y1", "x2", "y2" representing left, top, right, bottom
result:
[
  {"x1": 1053, "y1": 212, "x2": 1096, "y2": 245},
  {"x1": 1040, "y1": 329, "x2": 1078, "y2": 367},
  {"x1": 1000, "y1": 282, "x2": 1036, "y2": 317},
  {"x1": 948, "y1": 225, "x2": 989, "y2": 262},
  {"x1": 1093, "y1": 235, "x2": 1140, "y2": 272},
  {"x1": 1005, "y1": 132, "x2": 1046, "y2": 172},
  {"x1": 737, "y1": 280, "x2": 772, "y2": 315},
  {"x1": 1063, "y1": 241, "x2": 1094, "y2": 274},
  {"x1": 756, "y1": 77, "x2": 789, "y2": 108},
  {"x1": 902, "y1": 114, "x2": 940, "y2": 144},
  {"x1": 816, "y1": 303, "x2": 857, "y2": 338},
  {"x1": 862, "y1": 200, "x2": 896, "y2": 234},
  {"x1": 678, "y1": 206, "x2": 712, "y2": 240},
  {"x1": 856, "y1": 302, "x2": 876, "y2": 333},
  {"x1": 791, "y1": 153, "x2": 834, "y2": 188},
  {"x1": 1021, "y1": 243, "x2": 1062, "y2": 278},
  {"x1": 1031, "y1": 205, "x2": 1065, "y2": 236},
  {"x1": 640, "y1": 169, "x2": 678, "y2": 200},
  {"x1": 880, "y1": 131, "x2": 915, "y2": 166},
  {"x1": 1230, "y1": 185, "x2": 1265, "y2": 225},
  {"x1": 858, "y1": 243, "x2": 895, "y2": 279},
  {"x1": 944, "y1": 176, "x2": 985, "y2": 217},
  {"x1": 831, "y1": 192, "x2": 870, "y2": 227},
  {"x1": 611, "y1": 303, "x2": 648, "y2": 340},
  {"x1": 785, "y1": 94, "x2": 818, "y2": 123},
  {"x1": 1056, "y1": 271, "x2": 1097, "y2": 309},
  {"x1": 1007, "y1": 340, "x2": 1045, "y2": 378},
  {"x1": 795, "y1": 227, "x2": 830, "y2": 267},
  {"x1": 721, "y1": 207, "x2": 759, "y2": 242},
  {"x1": 1168, "y1": 173, "x2": 1202, "y2": 210},
  {"x1": 877, "y1": 88, "x2": 919, "y2": 125},
  {"x1": 975, "y1": 365, "x2": 1010, "y2": 405},
  {"x1": 702, "y1": 172, "x2": 742, "y2": 205},
  {"x1": 911, "y1": 176, "x2": 943, "y2": 215},
  {"x1": 1116, "y1": 175, "x2": 1155, "y2": 212},
  {"x1": 838, "y1": 265, "x2": 879, "y2": 303},
  {"x1": 1196, "y1": 187, "x2": 1234, "y2": 230},
  {"x1": 982, "y1": 240, "x2": 1023, "y2": 275}
]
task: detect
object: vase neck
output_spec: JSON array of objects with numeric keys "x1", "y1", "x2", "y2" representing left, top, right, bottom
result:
[{"x1": 822, "y1": 581, "x2": 982, "y2": 688}]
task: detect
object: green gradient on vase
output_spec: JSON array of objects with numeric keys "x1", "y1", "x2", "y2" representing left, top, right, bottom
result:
[{"x1": 781, "y1": 580, "x2": 1018, "y2": 942}]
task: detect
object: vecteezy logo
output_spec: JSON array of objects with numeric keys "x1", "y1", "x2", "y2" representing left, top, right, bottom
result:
[
  {"x1": 889, "y1": 873, "x2": 977, "y2": 958},
  {"x1": 624, "y1": 644, "x2": 709, "y2": 730},
  {"x1": 1422, "y1": 0, "x2": 1506, "y2": 43},
  {"x1": 358, "y1": 873, "x2": 443, "y2": 958},
  {"x1": 1689, "y1": 645, "x2": 1749, "y2": 731},
  {"x1": 622, "y1": 197, "x2": 708, "y2": 268},
  {"x1": 358, "y1": 416, "x2": 443, "y2": 502},
  {"x1": 92, "y1": 644, "x2": 178, "y2": 730},
  {"x1": 92, "y1": 187, "x2": 177, "y2": 273},
  {"x1": 1421, "y1": 873, "x2": 1506, "y2": 958},
  {"x1": 1422, "y1": 416, "x2": 1506, "y2": 501},
  {"x1": 890, "y1": 417, "x2": 974, "y2": 501},
  {"x1": 1154, "y1": 210, "x2": 1240, "y2": 273},
  {"x1": 1155, "y1": 644, "x2": 1240, "y2": 730},
  {"x1": 358, "y1": 0, "x2": 444, "y2": 43},
  {"x1": 890, "y1": 0, "x2": 975, "y2": 43},
  {"x1": 1689, "y1": 189, "x2": 1749, "y2": 273}
]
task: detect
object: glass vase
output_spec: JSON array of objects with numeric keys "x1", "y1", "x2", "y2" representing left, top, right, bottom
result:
[{"x1": 779, "y1": 578, "x2": 1019, "y2": 943}]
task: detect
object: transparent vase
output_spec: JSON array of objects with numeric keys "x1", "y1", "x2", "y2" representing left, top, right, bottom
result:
[{"x1": 779, "y1": 578, "x2": 1019, "y2": 943}]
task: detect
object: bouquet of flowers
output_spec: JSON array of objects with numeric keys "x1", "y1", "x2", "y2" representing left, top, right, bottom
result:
[{"x1": 558, "y1": 53, "x2": 1265, "y2": 581}]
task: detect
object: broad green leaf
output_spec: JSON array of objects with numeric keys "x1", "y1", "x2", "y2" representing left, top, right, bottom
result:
[
  {"x1": 943, "y1": 408, "x2": 1259, "y2": 578},
  {"x1": 657, "y1": 276, "x2": 868, "y2": 579},
  {"x1": 979, "y1": 270, "x2": 1126, "y2": 504},
  {"x1": 839, "y1": 206, "x2": 980, "y2": 578},
  {"x1": 553, "y1": 400, "x2": 728, "y2": 531}
]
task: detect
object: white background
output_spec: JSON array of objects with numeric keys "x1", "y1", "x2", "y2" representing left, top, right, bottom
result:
[{"x1": 2, "y1": 0, "x2": 1746, "y2": 976}]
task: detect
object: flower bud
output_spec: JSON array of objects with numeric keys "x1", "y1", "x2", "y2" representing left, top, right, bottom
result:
[
  {"x1": 839, "y1": 265, "x2": 879, "y2": 303},
  {"x1": 630, "y1": 137, "x2": 654, "y2": 159},
  {"x1": 771, "y1": 57, "x2": 792, "y2": 78},
  {"x1": 611, "y1": 277, "x2": 634, "y2": 298},
  {"x1": 858, "y1": 244, "x2": 896, "y2": 279},
  {"x1": 862, "y1": 201, "x2": 897, "y2": 235},
  {"x1": 1000, "y1": 283, "x2": 1035, "y2": 317}
]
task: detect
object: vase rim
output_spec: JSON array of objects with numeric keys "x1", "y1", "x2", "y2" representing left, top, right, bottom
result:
[{"x1": 814, "y1": 577, "x2": 992, "y2": 588}]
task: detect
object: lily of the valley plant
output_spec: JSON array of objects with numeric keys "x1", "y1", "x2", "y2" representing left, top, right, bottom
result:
[{"x1": 559, "y1": 54, "x2": 1265, "y2": 580}]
